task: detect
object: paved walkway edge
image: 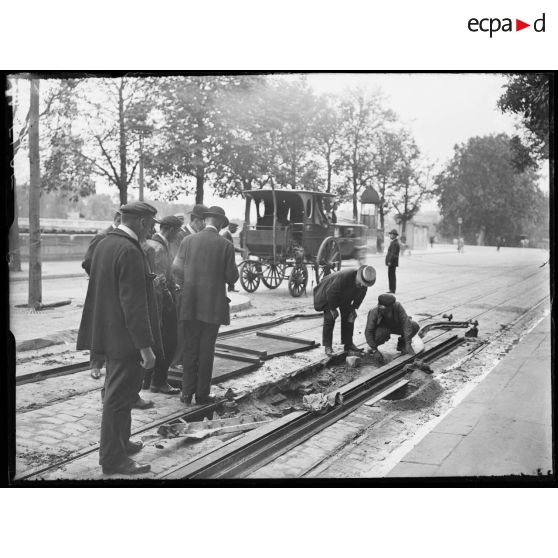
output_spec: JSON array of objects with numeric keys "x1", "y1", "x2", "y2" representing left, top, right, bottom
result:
[{"x1": 386, "y1": 313, "x2": 552, "y2": 478}]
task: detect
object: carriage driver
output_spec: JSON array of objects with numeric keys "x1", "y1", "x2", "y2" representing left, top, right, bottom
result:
[{"x1": 313, "y1": 265, "x2": 377, "y2": 357}]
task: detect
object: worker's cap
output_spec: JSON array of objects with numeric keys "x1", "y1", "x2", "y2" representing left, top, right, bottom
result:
[
  {"x1": 120, "y1": 201, "x2": 160, "y2": 222},
  {"x1": 388, "y1": 229, "x2": 399, "y2": 236},
  {"x1": 356, "y1": 265, "x2": 376, "y2": 287},
  {"x1": 189, "y1": 204, "x2": 209, "y2": 220},
  {"x1": 203, "y1": 206, "x2": 229, "y2": 227},
  {"x1": 159, "y1": 215, "x2": 183, "y2": 229},
  {"x1": 378, "y1": 293, "x2": 396, "y2": 306}
]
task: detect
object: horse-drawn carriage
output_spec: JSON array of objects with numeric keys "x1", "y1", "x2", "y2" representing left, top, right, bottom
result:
[{"x1": 238, "y1": 189, "x2": 365, "y2": 297}]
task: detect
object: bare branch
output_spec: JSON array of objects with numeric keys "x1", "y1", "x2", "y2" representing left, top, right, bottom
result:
[
  {"x1": 94, "y1": 134, "x2": 121, "y2": 185},
  {"x1": 126, "y1": 161, "x2": 139, "y2": 186}
]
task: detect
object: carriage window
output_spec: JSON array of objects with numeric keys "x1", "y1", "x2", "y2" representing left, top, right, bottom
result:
[{"x1": 306, "y1": 199, "x2": 312, "y2": 219}]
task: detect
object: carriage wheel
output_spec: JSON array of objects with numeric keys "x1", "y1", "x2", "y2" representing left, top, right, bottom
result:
[
  {"x1": 288, "y1": 264, "x2": 308, "y2": 298},
  {"x1": 261, "y1": 263, "x2": 285, "y2": 289},
  {"x1": 315, "y1": 236, "x2": 341, "y2": 284},
  {"x1": 239, "y1": 261, "x2": 261, "y2": 293}
]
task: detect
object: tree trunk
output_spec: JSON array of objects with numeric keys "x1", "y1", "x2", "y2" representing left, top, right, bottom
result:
[
  {"x1": 352, "y1": 175, "x2": 358, "y2": 221},
  {"x1": 28, "y1": 78, "x2": 42, "y2": 310},
  {"x1": 326, "y1": 148, "x2": 332, "y2": 193},
  {"x1": 118, "y1": 79, "x2": 128, "y2": 203},
  {"x1": 9, "y1": 179, "x2": 22, "y2": 272},
  {"x1": 195, "y1": 164, "x2": 204, "y2": 204}
]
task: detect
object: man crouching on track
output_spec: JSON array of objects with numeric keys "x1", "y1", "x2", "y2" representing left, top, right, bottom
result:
[
  {"x1": 77, "y1": 201, "x2": 163, "y2": 476},
  {"x1": 313, "y1": 265, "x2": 377, "y2": 357},
  {"x1": 364, "y1": 294, "x2": 420, "y2": 363}
]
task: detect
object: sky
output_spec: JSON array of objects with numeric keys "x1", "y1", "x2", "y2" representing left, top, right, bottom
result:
[{"x1": 13, "y1": 73, "x2": 548, "y2": 221}]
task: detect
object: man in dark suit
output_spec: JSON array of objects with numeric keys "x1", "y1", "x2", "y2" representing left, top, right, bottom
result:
[
  {"x1": 170, "y1": 204, "x2": 209, "y2": 369},
  {"x1": 77, "y1": 201, "x2": 162, "y2": 475},
  {"x1": 365, "y1": 293, "x2": 419, "y2": 358},
  {"x1": 81, "y1": 210, "x2": 121, "y2": 380},
  {"x1": 143, "y1": 215, "x2": 182, "y2": 395},
  {"x1": 385, "y1": 229, "x2": 400, "y2": 294},
  {"x1": 172, "y1": 206, "x2": 239, "y2": 405},
  {"x1": 313, "y1": 265, "x2": 376, "y2": 357}
]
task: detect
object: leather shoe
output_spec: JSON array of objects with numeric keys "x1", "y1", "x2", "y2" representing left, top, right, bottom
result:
[
  {"x1": 102, "y1": 459, "x2": 151, "y2": 476},
  {"x1": 180, "y1": 394, "x2": 193, "y2": 405},
  {"x1": 195, "y1": 395, "x2": 216, "y2": 405},
  {"x1": 126, "y1": 440, "x2": 143, "y2": 455},
  {"x1": 345, "y1": 344, "x2": 363, "y2": 353},
  {"x1": 324, "y1": 347, "x2": 333, "y2": 356},
  {"x1": 132, "y1": 397, "x2": 154, "y2": 410},
  {"x1": 151, "y1": 383, "x2": 180, "y2": 395}
]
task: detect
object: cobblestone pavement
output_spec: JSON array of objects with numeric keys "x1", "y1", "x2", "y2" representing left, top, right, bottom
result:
[{"x1": 12, "y1": 246, "x2": 550, "y2": 480}]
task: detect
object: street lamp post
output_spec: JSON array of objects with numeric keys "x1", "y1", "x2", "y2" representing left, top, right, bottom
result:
[{"x1": 138, "y1": 134, "x2": 144, "y2": 201}]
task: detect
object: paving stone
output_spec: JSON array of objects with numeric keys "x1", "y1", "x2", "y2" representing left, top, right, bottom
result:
[
  {"x1": 400, "y1": 432, "x2": 463, "y2": 466},
  {"x1": 387, "y1": 462, "x2": 440, "y2": 477}
]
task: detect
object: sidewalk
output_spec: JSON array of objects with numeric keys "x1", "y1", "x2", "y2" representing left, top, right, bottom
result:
[
  {"x1": 9, "y1": 260, "x2": 84, "y2": 282},
  {"x1": 387, "y1": 314, "x2": 552, "y2": 477}
]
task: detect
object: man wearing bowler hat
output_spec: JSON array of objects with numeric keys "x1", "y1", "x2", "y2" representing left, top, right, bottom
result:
[
  {"x1": 170, "y1": 203, "x2": 209, "y2": 369},
  {"x1": 385, "y1": 229, "x2": 400, "y2": 294},
  {"x1": 77, "y1": 201, "x2": 162, "y2": 475},
  {"x1": 172, "y1": 206, "x2": 239, "y2": 405},
  {"x1": 313, "y1": 265, "x2": 377, "y2": 357}
]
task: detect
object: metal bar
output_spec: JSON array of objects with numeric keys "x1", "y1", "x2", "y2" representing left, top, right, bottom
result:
[
  {"x1": 215, "y1": 342, "x2": 268, "y2": 358},
  {"x1": 256, "y1": 331, "x2": 319, "y2": 346},
  {"x1": 213, "y1": 351, "x2": 262, "y2": 364}
]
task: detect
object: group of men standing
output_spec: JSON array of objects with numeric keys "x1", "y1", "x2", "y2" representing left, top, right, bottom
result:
[{"x1": 77, "y1": 201, "x2": 237, "y2": 475}]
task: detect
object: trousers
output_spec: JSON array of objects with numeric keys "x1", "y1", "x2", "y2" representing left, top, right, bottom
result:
[
  {"x1": 322, "y1": 303, "x2": 355, "y2": 349},
  {"x1": 143, "y1": 301, "x2": 178, "y2": 388},
  {"x1": 99, "y1": 354, "x2": 143, "y2": 468},
  {"x1": 371, "y1": 320, "x2": 420, "y2": 348},
  {"x1": 182, "y1": 320, "x2": 220, "y2": 399},
  {"x1": 388, "y1": 266, "x2": 397, "y2": 293}
]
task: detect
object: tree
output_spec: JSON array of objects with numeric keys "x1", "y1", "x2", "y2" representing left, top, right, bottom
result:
[
  {"x1": 388, "y1": 135, "x2": 434, "y2": 236},
  {"x1": 498, "y1": 73, "x2": 551, "y2": 160},
  {"x1": 337, "y1": 88, "x2": 395, "y2": 220},
  {"x1": 370, "y1": 128, "x2": 407, "y2": 231},
  {"x1": 435, "y1": 134, "x2": 545, "y2": 244},
  {"x1": 147, "y1": 75, "x2": 262, "y2": 203},
  {"x1": 312, "y1": 94, "x2": 342, "y2": 193},
  {"x1": 74, "y1": 77, "x2": 155, "y2": 205},
  {"x1": 28, "y1": 78, "x2": 42, "y2": 309}
]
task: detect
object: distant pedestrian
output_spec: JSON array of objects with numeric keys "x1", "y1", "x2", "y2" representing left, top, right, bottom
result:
[
  {"x1": 81, "y1": 209, "x2": 121, "y2": 380},
  {"x1": 172, "y1": 206, "x2": 239, "y2": 405},
  {"x1": 457, "y1": 237, "x2": 464, "y2": 253},
  {"x1": 77, "y1": 201, "x2": 162, "y2": 476},
  {"x1": 313, "y1": 265, "x2": 376, "y2": 357},
  {"x1": 365, "y1": 294, "x2": 420, "y2": 359},
  {"x1": 385, "y1": 229, "x2": 400, "y2": 294},
  {"x1": 430, "y1": 235, "x2": 435, "y2": 248},
  {"x1": 496, "y1": 236, "x2": 502, "y2": 251}
]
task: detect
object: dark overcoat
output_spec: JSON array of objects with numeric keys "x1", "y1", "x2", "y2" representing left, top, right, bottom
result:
[
  {"x1": 172, "y1": 227, "x2": 239, "y2": 326},
  {"x1": 313, "y1": 268, "x2": 368, "y2": 312},
  {"x1": 81, "y1": 225, "x2": 113, "y2": 276},
  {"x1": 385, "y1": 238, "x2": 400, "y2": 267},
  {"x1": 77, "y1": 229, "x2": 162, "y2": 359}
]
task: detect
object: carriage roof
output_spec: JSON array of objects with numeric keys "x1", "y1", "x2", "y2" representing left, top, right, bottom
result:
[{"x1": 243, "y1": 189, "x2": 336, "y2": 202}]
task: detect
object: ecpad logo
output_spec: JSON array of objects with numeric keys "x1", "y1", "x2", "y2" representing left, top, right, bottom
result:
[{"x1": 468, "y1": 13, "x2": 546, "y2": 37}]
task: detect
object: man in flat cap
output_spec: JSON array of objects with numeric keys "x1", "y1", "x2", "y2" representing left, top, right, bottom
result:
[
  {"x1": 142, "y1": 215, "x2": 183, "y2": 395},
  {"x1": 77, "y1": 201, "x2": 163, "y2": 475},
  {"x1": 365, "y1": 293, "x2": 420, "y2": 360},
  {"x1": 313, "y1": 265, "x2": 376, "y2": 357},
  {"x1": 172, "y1": 206, "x2": 239, "y2": 405},
  {"x1": 385, "y1": 229, "x2": 400, "y2": 294},
  {"x1": 81, "y1": 209, "x2": 122, "y2": 380}
]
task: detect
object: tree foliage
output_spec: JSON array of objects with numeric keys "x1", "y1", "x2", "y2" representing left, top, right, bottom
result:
[
  {"x1": 435, "y1": 134, "x2": 546, "y2": 244},
  {"x1": 498, "y1": 73, "x2": 551, "y2": 160}
]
